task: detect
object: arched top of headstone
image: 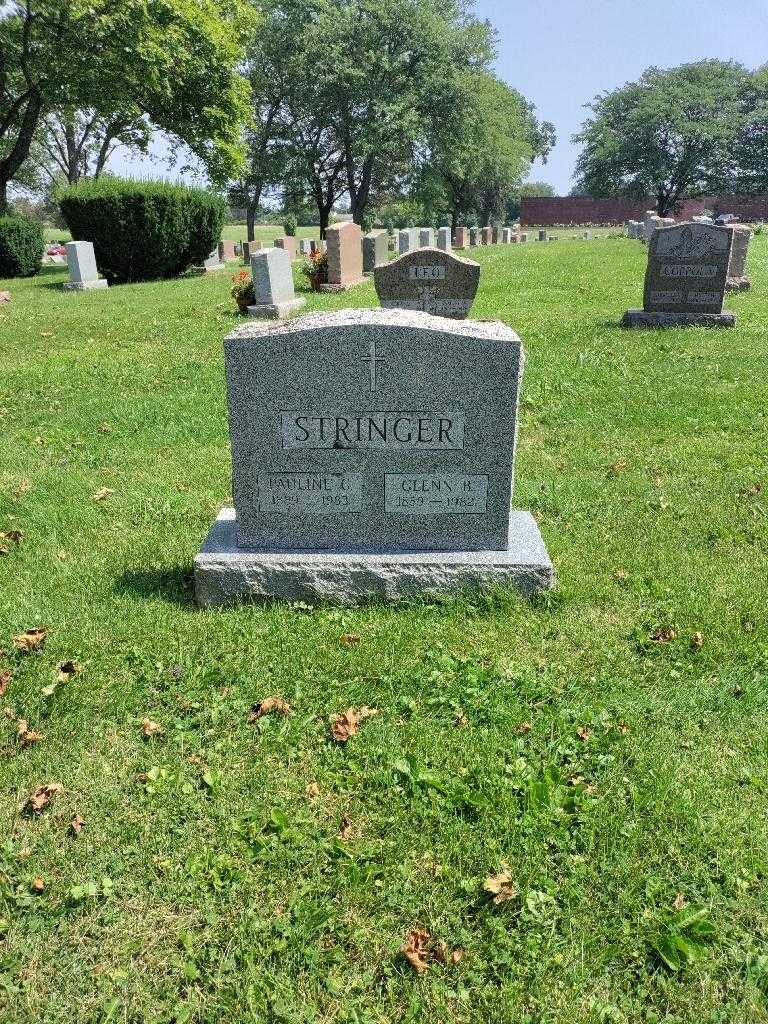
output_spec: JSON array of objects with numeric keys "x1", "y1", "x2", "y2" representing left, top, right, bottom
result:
[{"x1": 373, "y1": 247, "x2": 480, "y2": 320}]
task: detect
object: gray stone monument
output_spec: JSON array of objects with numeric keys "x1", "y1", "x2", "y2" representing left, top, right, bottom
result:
[
  {"x1": 725, "y1": 224, "x2": 751, "y2": 291},
  {"x1": 538, "y1": 230, "x2": 547, "y2": 242},
  {"x1": 63, "y1": 241, "x2": 108, "y2": 291},
  {"x1": 374, "y1": 247, "x2": 480, "y2": 319},
  {"x1": 419, "y1": 227, "x2": 435, "y2": 249},
  {"x1": 363, "y1": 229, "x2": 389, "y2": 275},
  {"x1": 502, "y1": 228, "x2": 513, "y2": 243},
  {"x1": 469, "y1": 227, "x2": 480, "y2": 247},
  {"x1": 247, "y1": 248, "x2": 306, "y2": 320},
  {"x1": 454, "y1": 227, "x2": 470, "y2": 248},
  {"x1": 194, "y1": 308, "x2": 554, "y2": 606},
  {"x1": 299, "y1": 238, "x2": 312, "y2": 256},
  {"x1": 398, "y1": 229, "x2": 416, "y2": 256},
  {"x1": 622, "y1": 222, "x2": 736, "y2": 328},
  {"x1": 436, "y1": 227, "x2": 452, "y2": 252},
  {"x1": 519, "y1": 232, "x2": 528, "y2": 243}
]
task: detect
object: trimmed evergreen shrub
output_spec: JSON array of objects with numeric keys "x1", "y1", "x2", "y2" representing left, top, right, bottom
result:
[
  {"x1": 0, "y1": 216, "x2": 44, "y2": 278},
  {"x1": 58, "y1": 178, "x2": 226, "y2": 283}
]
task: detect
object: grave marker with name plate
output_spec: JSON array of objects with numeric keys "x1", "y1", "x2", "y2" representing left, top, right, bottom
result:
[
  {"x1": 622, "y1": 222, "x2": 736, "y2": 328},
  {"x1": 373, "y1": 248, "x2": 480, "y2": 320},
  {"x1": 194, "y1": 308, "x2": 554, "y2": 605}
]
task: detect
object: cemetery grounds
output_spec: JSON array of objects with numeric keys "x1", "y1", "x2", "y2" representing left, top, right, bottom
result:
[{"x1": 1, "y1": 235, "x2": 767, "y2": 1023}]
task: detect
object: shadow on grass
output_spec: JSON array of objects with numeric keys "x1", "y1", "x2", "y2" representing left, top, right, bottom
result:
[{"x1": 116, "y1": 566, "x2": 195, "y2": 607}]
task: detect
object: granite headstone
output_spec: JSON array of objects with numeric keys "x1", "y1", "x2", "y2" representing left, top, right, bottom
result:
[
  {"x1": 622, "y1": 222, "x2": 736, "y2": 327},
  {"x1": 320, "y1": 222, "x2": 365, "y2": 291},
  {"x1": 363, "y1": 229, "x2": 389, "y2": 275},
  {"x1": 194, "y1": 308, "x2": 554, "y2": 605},
  {"x1": 248, "y1": 248, "x2": 306, "y2": 320},
  {"x1": 374, "y1": 247, "x2": 480, "y2": 320},
  {"x1": 63, "y1": 241, "x2": 107, "y2": 291}
]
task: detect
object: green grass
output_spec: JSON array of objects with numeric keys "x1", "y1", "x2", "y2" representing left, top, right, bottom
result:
[{"x1": 1, "y1": 238, "x2": 768, "y2": 1023}]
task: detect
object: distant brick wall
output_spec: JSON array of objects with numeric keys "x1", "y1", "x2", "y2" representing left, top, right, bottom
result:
[
  {"x1": 710, "y1": 195, "x2": 768, "y2": 221},
  {"x1": 520, "y1": 194, "x2": 768, "y2": 225},
  {"x1": 520, "y1": 197, "x2": 654, "y2": 226}
]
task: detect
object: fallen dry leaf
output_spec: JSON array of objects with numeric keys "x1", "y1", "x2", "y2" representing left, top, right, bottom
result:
[
  {"x1": 248, "y1": 696, "x2": 292, "y2": 722},
  {"x1": 338, "y1": 814, "x2": 354, "y2": 841},
  {"x1": 0, "y1": 291, "x2": 10, "y2": 303},
  {"x1": 673, "y1": 892, "x2": 687, "y2": 911},
  {"x1": 305, "y1": 781, "x2": 321, "y2": 798},
  {"x1": 610, "y1": 459, "x2": 628, "y2": 474},
  {"x1": 0, "y1": 530, "x2": 23, "y2": 544},
  {"x1": 0, "y1": 668, "x2": 11, "y2": 697},
  {"x1": 690, "y1": 631, "x2": 704, "y2": 651},
  {"x1": 13, "y1": 479, "x2": 31, "y2": 499},
  {"x1": 576, "y1": 726, "x2": 592, "y2": 741},
  {"x1": 92, "y1": 487, "x2": 114, "y2": 501},
  {"x1": 13, "y1": 627, "x2": 47, "y2": 653},
  {"x1": 454, "y1": 711, "x2": 469, "y2": 728},
  {"x1": 30, "y1": 877, "x2": 45, "y2": 893},
  {"x1": 23, "y1": 782, "x2": 63, "y2": 815},
  {"x1": 433, "y1": 941, "x2": 464, "y2": 966},
  {"x1": 56, "y1": 660, "x2": 81, "y2": 683},
  {"x1": 140, "y1": 718, "x2": 164, "y2": 738},
  {"x1": 741, "y1": 482, "x2": 762, "y2": 497},
  {"x1": 339, "y1": 633, "x2": 361, "y2": 646},
  {"x1": 514, "y1": 721, "x2": 532, "y2": 735},
  {"x1": 329, "y1": 706, "x2": 377, "y2": 743},
  {"x1": 401, "y1": 927, "x2": 431, "y2": 975},
  {"x1": 483, "y1": 870, "x2": 518, "y2": 905},
  {"x1": 70, "y1": 814, "x2": 85, "y2": 836},
  {"x1": 651, "y1": 627, "x2": 677, "y2": 644},
  {"x1": 16, "y1": 720, "x2": 43, "y2": 747},
  {"x1": 97, "y1": 422, "x2": 112, "y2": 433}
]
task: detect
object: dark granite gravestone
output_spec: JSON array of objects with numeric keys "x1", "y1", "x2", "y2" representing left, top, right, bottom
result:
[
  {"x1": 622, "y1": 222, "x2": 736, "y2": 328},
  {"x1": 193, "y1": 308, "x2": 554, "y2": 605},
  {"x1": 373, "y1": 247, "x2": 480, "y2": 320}
]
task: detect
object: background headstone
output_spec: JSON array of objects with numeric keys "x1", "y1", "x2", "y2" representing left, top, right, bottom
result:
[
  {"x1": 247, "y1": 248, "x2": 306, "y2": 320},
  {"x1": 63, "y1": 241, "x2": 108, "y2": 291},
  {"x1": 274, "y1": 236, "x2": 297, "y2": 259},
  {"x1": 725, "y1": 224, "x2": 752, "y2": 290},
  {"x1": 469, "y1": 227, "x2": 480, "y2": 247},
  {"x1": 320, "y1": 222, "x2": 364, "y2": 291},
  {"x1": 519, "y1": 232, "x2": 528, "y2": 243},
  {"x1": 454, "y1": 227, "x2": 469, "y2": 248},
  {"x1": 194, "y1": 308, "x2": 554, "y2": 605},
  {"x1": 299, "y1": 239, "x2": 312, "y2": 256},
  {"x1": 622, "y1": 222, "x2": 735, "y2": 327},
  {"x1": 419, "y1": 227, "x2": 435, "y2": 249},
  {"x1": 437, "y1": 227, "x2": 452, "y2": 252},
  {"x1": 218, "y1": 240, "x2": 237, "y2": 262},
  {"x1": 374, "y1": 247, "x2": 480, "y2": 319},
  {"x1": 538, "y1": 230, "x2": 547, "y2": 242},
  {"x1": 481, "y1": 226, "x2": 493, "y2": 245},
  {"x1": 363, "y1": 229, "x2": 389, "y2": 275},
  {"x1": 502, "y1": 228, "x2": 512, "y2": 243}
]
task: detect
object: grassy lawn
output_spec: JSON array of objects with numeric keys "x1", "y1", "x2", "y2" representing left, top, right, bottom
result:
[{"x1": 1, "y1": 237, "x2": 767, "y2": 1023}]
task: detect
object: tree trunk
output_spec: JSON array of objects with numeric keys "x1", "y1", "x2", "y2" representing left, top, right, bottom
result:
[
  {"x1": 0, "y1": 178, "x2": 8, "y2": 215},
  {"x1": 246, "y1": 203, "x2": 257, "y2": 243},
  {"x1": 451, "y1": 207, "x2": 458, "y2": 234}
]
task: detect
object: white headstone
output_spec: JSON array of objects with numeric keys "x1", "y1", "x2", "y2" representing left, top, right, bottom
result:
[{"x1": 63, "y1": 242, "x2": 107, "y2": 291}]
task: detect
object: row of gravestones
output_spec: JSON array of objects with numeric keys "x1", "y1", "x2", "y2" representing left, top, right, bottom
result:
[{"x1": 193, "y1": 216, "x2": 753, "y2": 609}]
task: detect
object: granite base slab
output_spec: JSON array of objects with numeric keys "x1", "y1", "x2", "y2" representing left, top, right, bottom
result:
[
  {"x1": 621, "y1": 309, "x2": 736, "y2": 328},
  {"x1": 247, "y1": 298, "x2": 306, "y2": 320},
  {"x1": 319, "y1": 279, "x2": 366, "y2": 292},
  {"x1": 63, "y1": 279, "x2": 108, "y2": 291},
  {"x1": 725, "y1": 277, "x2": 751, "y2": 291},
  {"x1": 194, "y1": 507, "x2": 555, "y2": 607}
]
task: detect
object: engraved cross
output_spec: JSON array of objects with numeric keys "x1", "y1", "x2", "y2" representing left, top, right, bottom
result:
[{"x1": 359, "y1": 337, "x2": 386, "y2": 391}]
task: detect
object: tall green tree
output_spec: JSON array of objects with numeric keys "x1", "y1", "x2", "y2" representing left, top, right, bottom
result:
[
  {"x1": 572, "y1": 60, "x2": 753, "y2": 216},
  {"x1": 0, "y1": 0, "x2": 250, "y2": 213},
  {"x1": 298, "y1": 0, "x2": 497, "y2": 226},
  {"x1": 29, "y1": 109, "x2": 152, "y2": 187},
  {"x1": 421, "y1": 71, "x2": 553, "y2": 230}
]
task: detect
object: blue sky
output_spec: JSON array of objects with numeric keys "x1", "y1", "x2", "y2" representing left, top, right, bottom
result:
[
  {"x1": 476, "y1": 0, "x2": 768, "y2": 192},
  {"x1": 116, "y1": 0, "x2": 768, "y2": 196}
]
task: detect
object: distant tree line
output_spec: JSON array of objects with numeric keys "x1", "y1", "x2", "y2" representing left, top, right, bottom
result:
[
  {"x1": 573, "y1": 60, "x2": 768, "y2": 217},
  {"x1": 1, "y1": 0, "x2": 555, "y2": 236}
]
